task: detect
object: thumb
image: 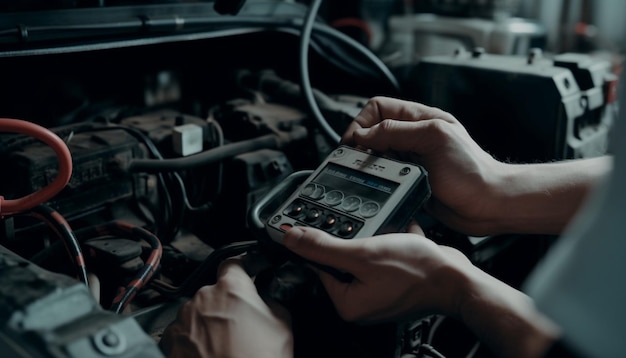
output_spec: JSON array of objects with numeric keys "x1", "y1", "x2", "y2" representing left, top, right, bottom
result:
[{"x1": 283, "y1": 227, "x2": 362, "y2": 274}]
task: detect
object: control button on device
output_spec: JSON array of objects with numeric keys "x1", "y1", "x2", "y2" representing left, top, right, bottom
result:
[
  {"x1": 360, "y1": 201, "x2": 380, "y2": 218},
  {"x1": 301, "y1": 183, "x2": 325, "y2": 200},
  {"x1": 338, "y1": 221, "x2": 355, "y2": 236},
  {"x1": 324, "y1": 190, "x2": 344, "y2": 206},
  {"x1": 305, "y1": 208, "x2": 321, "y2": 223},
  {"x1": 341, "y1": 196, "x2": 361, "y2": 212},
  {"x1": 286, "y1": 202, "x2": 304, "y2": 217},
  {"x1": 322, "y1": 215, "x2": 337, "y2": 229},
  {"x1": 280, "y1": 223, "x2": 293, "y2": 231}
]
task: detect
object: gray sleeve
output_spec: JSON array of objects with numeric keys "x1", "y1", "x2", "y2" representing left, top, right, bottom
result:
[{"x1": 524, "y1": 68, "x2": 626, "y2": 358}]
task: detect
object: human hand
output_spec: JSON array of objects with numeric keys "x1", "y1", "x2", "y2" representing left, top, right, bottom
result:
[
  {"x1": 282, "y1": 224, "x2": 474, "y2": 323},
  {"x1": 159, "y1": 255, "x2": 293, "y2": 358},
  {"x1": 283, "y1": 225, "x2": 560, "y2": 358},
  {"x1": 341, "y1": 96, "x2": 507, "y2": 235}
]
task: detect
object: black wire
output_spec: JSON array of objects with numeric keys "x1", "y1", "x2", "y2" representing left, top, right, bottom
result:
[
  {"x1": 248, "y1": 170, "x2": 313, "y2": 232},
  {"x1": 110, "y1": 224, "x2": 162, "y2": 314},
  {"x1": 296, "y1": 1, "x2": 399, "y2": 145},
  {"x1": 420, "y1": 344, "x2": 447, "y2": 358},
  {"x1": 170, "y1": 172, "x2": 212, "y2": 212},
  {"x1": 0, "y1": 16, "x2": 400, "y2": 94},
  {"x1": 126, "y1": 133, "x2": 286, "y2": 173},
  {"x1": 23, "y1": 204, "x2": 90, "y2": 288},
  {"x1": 91, "y1": 125, "x2": 178, "y2": 240},
  {"x1": 149, "y1": 240, "x2": 259, "y2": 298},
  {"x1": 308, "y1": 23, "x2": 401, "y2": 92},
  {"x1": 266, "y1": 24, "x2": 401, "y2": 94},
  {"x1": 100, "y1": 124, "x2": 224, "y2": 232},
  {"x1": 78, "y1": 220, "x2": 163, "y2": 314}
]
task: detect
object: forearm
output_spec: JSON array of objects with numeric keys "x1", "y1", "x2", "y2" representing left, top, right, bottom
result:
[
  {"x1": 490, "y1": 156, "x2": 612, "y2": 235},
  {"x1": 458, "y1": 268, "x2": 561, "y2": 358}
]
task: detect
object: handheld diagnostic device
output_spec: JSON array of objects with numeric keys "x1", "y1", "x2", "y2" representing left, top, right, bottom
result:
[{"x1": 266, "y1": 146, "x2": 431, "y2": 244}]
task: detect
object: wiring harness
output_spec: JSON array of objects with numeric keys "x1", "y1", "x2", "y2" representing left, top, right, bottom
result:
[
  {"x1": 0, "y1": 118, "x2": 72, "y2": 217},
  {"x1": 79, "y1": 221, "x2": 163, "y2": 314},
  {"x1": 1, "y1": 119, "x2": 164, "y2": 314},
  {"x1": 20, "y1": 204, "x2": 90, "y2": 287}
]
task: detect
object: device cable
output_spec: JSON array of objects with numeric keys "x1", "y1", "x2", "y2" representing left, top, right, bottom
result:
[
  {"x1": 298, "y1": 0, "x2": 342, "y2": 145},
  {"x1": 248, "y1": 170, "x2": 313, "y2": 234},
  {"x1": 149, "y1": 240, "x2": 258, "y2": 298}
]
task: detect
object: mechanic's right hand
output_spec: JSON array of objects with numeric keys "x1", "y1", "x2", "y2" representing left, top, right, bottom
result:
[
  {"x1": 341, "y1": 96, "x2": 507, "y2": 236},
  {"x1": 283, "y1": 226, "x2": 561, "y2": 358},
  {"x1": 282, "y1": 226, "x2": 473, "y2": 323}
]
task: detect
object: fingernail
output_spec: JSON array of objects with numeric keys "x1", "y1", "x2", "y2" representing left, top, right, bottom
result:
[{"x1": 283, "y1": 227, "x2": 303, "y2": 248}]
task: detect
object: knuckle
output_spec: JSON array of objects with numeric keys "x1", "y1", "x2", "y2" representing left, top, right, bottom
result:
[
  {"x1": 194, "y1": 285, "x2": 215, "y2": 299},
  {"x1": 441, "y1": 111, "x2": 457, "y2": 122},
  {"x1": 422, "y1": 119, "x2": 450, "y2": 139},
  {"x1": 216, "y1": 273, "x2": 244, "y2": 291},
  {"x1": 302, "y1": 227, "x2": 328, "y2": 246},
  {"x1": 359, "y1": 238, "x2": 385, "y2": 260},
  {"x1": 363, "y1": 96, "x2": 387, "y2": 117},
  {"x1": 377, "y1": 118, "x2": 396, "y2": 132},
  {"x1": 368, "y1": 96, "x2": 386, "y2": 106}
]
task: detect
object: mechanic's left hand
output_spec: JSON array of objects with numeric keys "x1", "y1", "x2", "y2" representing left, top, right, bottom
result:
[{"x1": 159, "y1": 255, "x2": 293, "y2": 358}]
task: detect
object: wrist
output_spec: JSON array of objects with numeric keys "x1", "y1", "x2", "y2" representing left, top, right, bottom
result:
[
  {"x1": 456, "y1": 160, "x2": 515, "y2": 235},
  {"x1": 458, "y1": 267, "x2": 560, "y2": 358},
  {"x1": 488, "y1": 157, "x2": 611, "y2": 235},
  {"x1": 429, "y1": 248, "x2": 481, "y2": 318}
]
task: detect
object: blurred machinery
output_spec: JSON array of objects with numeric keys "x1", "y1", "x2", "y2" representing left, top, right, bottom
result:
[{"x1": 408, "y1": 48, "x2": 618, "y2": 163}]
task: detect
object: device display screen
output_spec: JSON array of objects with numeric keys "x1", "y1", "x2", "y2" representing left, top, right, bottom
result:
[{"x1": 312, "y1": 163, "x2": 399, "y2": 204}]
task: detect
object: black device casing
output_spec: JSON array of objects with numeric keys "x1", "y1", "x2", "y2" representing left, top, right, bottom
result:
[{"x1": 266, "y1": 146, "x2": 431, "y2": 244}]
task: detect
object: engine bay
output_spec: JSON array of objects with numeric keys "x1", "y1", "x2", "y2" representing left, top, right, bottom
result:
[{"x1": 0, "y1": 1, "x2": 620, "y2": 357}]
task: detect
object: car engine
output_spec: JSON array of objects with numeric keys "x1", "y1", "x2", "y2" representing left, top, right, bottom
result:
[{"x1": 0, "y1": 1, "x2": 620, "y2": 357}]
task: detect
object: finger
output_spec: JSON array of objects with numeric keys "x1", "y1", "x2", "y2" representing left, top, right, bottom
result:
[
  {"x1": 341, "y1": 97, "x2": 455, "y2": 145},
  {"x1": 217, "y1": 257, "x2": 251, "y2": 281},
  {"x1": 352, "y1": 118, "x2": 451, "y2": 156},
  {"x1": 282, "y1": 227, "x2": 364, "y2": 273},
  {"x1": 214, "y1": 258, "x2": 262, "y2": 299},
  {"x1": 406, "y1": 220, "x2": 425, "y2": 236}
]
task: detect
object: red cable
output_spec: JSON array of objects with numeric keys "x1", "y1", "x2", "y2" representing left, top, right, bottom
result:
[
  {"x1": 80, "y1": 221, "x2": 163, "y2": 313},
  {"x1": 330, "y1": 17, "x2": 373, "y2": 45},
  {"x1": 23, "y1": 204, "x2": 90, "y2": 287},
  {"x1": 0, "y1": 118, "x2": 72, "y2": 217}
]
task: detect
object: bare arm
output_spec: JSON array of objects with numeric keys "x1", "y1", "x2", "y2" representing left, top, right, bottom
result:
[
  {"x1": 489, "y1": 156, "x2": 612, "y2": 235},
  {"x1": 459, "y1": 264, "x2": 561, "y2": 358},
  {"x1": 283, "y1": 226, "x2": 561, "y2": 358},
  {"x1": 342, "y1": 96, "x2": 612, "y2": 236}
]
